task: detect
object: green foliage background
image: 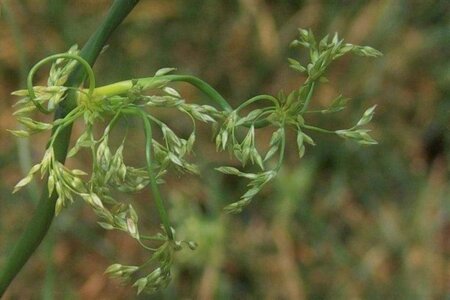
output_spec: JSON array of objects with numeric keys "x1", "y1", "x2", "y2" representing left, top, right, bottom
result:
[{"x1": 0, "y1": 0, "x2": 448, "y2": 299}]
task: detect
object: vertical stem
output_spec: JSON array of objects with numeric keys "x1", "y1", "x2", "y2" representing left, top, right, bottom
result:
[
  {"x1": 0, "y1": 0, "x2": 140, "y2": 295},
  {"x1": 140, "y1": 112, "x2": 174, "y2": 240},
  {"x1": 299, "y1": 81, "x2": 315, "y2": 114},
  {"x1": 121, "y1": 107, "x2": 174, "y2": 241}
]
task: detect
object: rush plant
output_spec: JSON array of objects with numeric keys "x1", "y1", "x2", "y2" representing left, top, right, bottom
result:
[{"x1": 0, "y1": 2, "x2": 381, "y2": 295}]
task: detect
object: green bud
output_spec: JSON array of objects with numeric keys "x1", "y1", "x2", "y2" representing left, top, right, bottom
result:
[
  {"x1": 163, "y1": 87, "x2": 180, "y2": 98},
  {"x1": 127, "y1": 218, "x2": 139, "y2": 239},
  {"x1": 13, "y1": 174, "x2": 34, "y2": 193},
  {"x1": 155, "y1": 67, "x2": 176, "y2": 76},
  {"x1": 55, "y1": 197, "x2": 64, "y2": 215},
  {"x1": 356, "y1": 105, "x2": 377, "y2": 127},
  {"x1": 104, "y1": 263, "x2": 122, "y2": 276},
  {"x1": 133, "y1": 277, "x2": 148, "y2": 295}
]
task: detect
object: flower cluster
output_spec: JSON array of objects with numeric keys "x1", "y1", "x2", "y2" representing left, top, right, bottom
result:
[{"x1": 10, "y1": 29, "x2": 381, "y2": 294}]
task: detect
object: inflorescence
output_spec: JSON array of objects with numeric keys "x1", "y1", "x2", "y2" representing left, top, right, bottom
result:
[{"x1": 10, "y1": 29, "x2": 381, "y2": 294}]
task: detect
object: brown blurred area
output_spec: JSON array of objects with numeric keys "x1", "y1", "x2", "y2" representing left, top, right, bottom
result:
[{"x1": 0, "y1": 0, "x2": 449, "y2": 299}]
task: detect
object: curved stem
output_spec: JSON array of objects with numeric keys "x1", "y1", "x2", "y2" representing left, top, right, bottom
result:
[
  {"x1": 27, "y1": 53, "x2": 96, "y2": 114},
  {"x1": 235, "y1": 94, "x2": 279, "y2": 113},
  {"x1": 137, "y1": 239, "x2": 158, "y2": 252},
  {"x1": 163, "y1": 75, "x2": 232, "y2": 112},
  {"x1": 0, "y1": 0, "x2": 140, "y2": 295}
]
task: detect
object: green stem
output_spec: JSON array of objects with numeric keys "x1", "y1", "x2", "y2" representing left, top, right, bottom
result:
[
  {"x1": 88, "y1": 74, "x2": 233, "y2": 112},
  {"x1": 90, "y1": 75, "x2": 277, "y2": 129},
  {"x1": 301, "y1": 124, "x2": 334, "y2": 134},
  {"x1": 235, "y1": 94, "x2": 279, "y2": 113},
  {"x1": 123, "y1": 108, "x2": 174, "y2": 241},
  {"x1": 299, "y1": 81, "x2": 315, "y2": 114},
  {"x1": 140, "y1": 112, "x2": 174, "y2": 240},
  {"x1": 276, "y1": 127, "x2": 286, "y2": 170},
  {"x1": 0, "y1": 0, "x2": 139, "y2": 295},
  {"x1": 164, "y1": 75, "x2": 232, "y2": 112}
]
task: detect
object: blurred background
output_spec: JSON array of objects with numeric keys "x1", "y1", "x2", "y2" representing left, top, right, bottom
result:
[{"x1": 0, "y1": 0, "x2": 449, "y2": 299}]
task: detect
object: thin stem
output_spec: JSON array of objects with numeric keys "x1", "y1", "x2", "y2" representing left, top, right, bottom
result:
[
  {"x1": 299, "y1": 81, "x2": 315, "y2": 114},
  {"x1": 121, "y1": 107, "x2": 174, "y2": 241},
  {"x1": 303, "y1": 110, "x2": 324, "y2": 114},
  {"x1": 138, "y1": 239, "x2": 158, "y2": 252},
  {"x1": 301, "y1": 124, "x2": 334, "y2": 134},
  {"x1": 235, "y1": 94, "x2": 279, "y2": 113},
  {"x1": 140, "y1": 235, "x2": 166, "y2": 241},
  {"x1": 158, "y1": 75, "x2": 233, "y2": 112},
  {"x1": 276, "y1": 127, "x2": 286, "y2": 170},
  {"x1": 139, "y1": 110, "x2": 174, "y2": 241}
]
